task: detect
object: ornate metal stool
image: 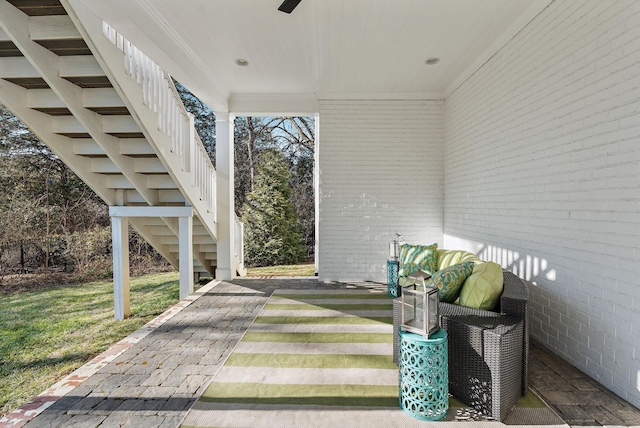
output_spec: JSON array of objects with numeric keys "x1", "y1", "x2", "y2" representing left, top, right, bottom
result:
[{"x1": 398, "y1": 328, "x2": 448, "y2": 421}]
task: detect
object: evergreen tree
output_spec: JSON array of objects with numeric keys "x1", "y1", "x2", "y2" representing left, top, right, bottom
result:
[{"x1": 241, "y1": 149, "x2": 306, "y2": 266}]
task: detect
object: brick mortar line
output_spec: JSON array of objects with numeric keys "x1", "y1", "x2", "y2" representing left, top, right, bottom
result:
[{"x1": 0, "y1": 279, "x2": 222, "y2": 428}]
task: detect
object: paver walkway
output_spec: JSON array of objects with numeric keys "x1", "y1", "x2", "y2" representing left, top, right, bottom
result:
[
  {"x1": 529, "y1": 343, "x2": 640, "y2": 426},
  {"x1": 8, "y1": 277, "x2": 640, "y2": 427}
]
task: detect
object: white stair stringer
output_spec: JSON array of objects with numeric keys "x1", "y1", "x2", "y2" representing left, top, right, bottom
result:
[{"x1": 0, "y1": 1, "x2": 224, "y2": 280}]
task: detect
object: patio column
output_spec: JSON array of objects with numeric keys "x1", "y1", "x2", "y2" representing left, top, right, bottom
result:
[
  {"x1": 314, "y1": 113, "x2": 320, "y2": 275},
  {"x1": 179, "y1": 214, "x2": 194, "y2": 299},
  {"x1": 215, "y1": 113, "x2": 235, "y2": 280},
  {"x1": 111, "y1": 215, "x2": 130, "y2": 320}
]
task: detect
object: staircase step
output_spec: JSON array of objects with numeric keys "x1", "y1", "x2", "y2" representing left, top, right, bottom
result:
[
  {"x1": 193, "y1": 225, "x2": 208, "y2": 235},
  {"x1": 59, "y1": 55, "x2": 102, "y2": 75},
  {"x1": 59, "y1": 55, "x2": 110, "y2": 88},
  {"x1": 120, "y1": 139, "x2": 156, "y2": 156},
  {"x1": 91, "y1": 157, "x2": 119, "y2": 174},
  {"x1": 52, "y1": 115, "x2": 90, "y2": 137},
  {"x1": 0, "y1": 56, "x2": 39, "y2": 78},
  {"x1": 161, "y1": 235, "x2": 213, "y2": 245},
  {"x1": 106, "y1": 175, "x2": 134, "y2": 189},
  {"x1": 103, "y1": 115, "x2": 143, "y2": 138},
  {"x1": 151, "y1": 226, "x2": 176, "y2": 236},
  {"x1": 83, "y1": 88, "x2": 128, "y2": 114},
  {"x1": 169, "y1": 253, "x2": 213, "y2": 270},
  {"x1": 147, "y1": 175, "x2": 179, "y2": 189},
  {"x1": 2, "y1": 77, "x2": 48, "y2": 88},
  {"x1": 72, "y1": 139, "x2": 105, "y2": 156},
  {"x1": 29, "y1": 15, "x2": 80, "y2": 41},
  {"x1": 124, "y1": 189, "x2": 145, "y2": 203},
  {"x1": 167, "y1": 244, "x2": 216, "y2": 255},
  {"x1": 25, "y1": 88, "x2": 124, "y2": 117},
  {"x1": 32, "y1": 106, "x2": 70, "y2": 115},
  {"x1": 0, "y1": 28, "x2": 12, "y2": 51},
  {"x1": 57, "y1": 115, "x2": 144, "y2": 138},
  {"x1": 8, "y1": 0, "x2": 66, "y2": 16},
  {"x1": 27, "y1": 88, "x2": 71, "y2": 115},
  {"x1": 158, "y1": 189, "x2": 185, "y2": 204},
  {"x1": 28, "y1": 15, "x2": 90, "y2": 55},
  {"x1": 0, "y1": 57, "x2": 48, "y2": 88},
  {"x1": 0, "y1": 40, "x2": 21, "y2": 57},
  {"x1": 141, "y1": 218, "x2": 170, "y2": 226},
  {"x1": 170, "y1": 256, "x2": 205, "y2": 268},
  {"x1": 134, "y1": 158, "x2": 167, "y2": 174},
  {"x1": 199, "y1": 244, "x2": 217, "y2": 253},
  {"x1": 187, "y1": 260, "x2": 208, "y2": 271}
]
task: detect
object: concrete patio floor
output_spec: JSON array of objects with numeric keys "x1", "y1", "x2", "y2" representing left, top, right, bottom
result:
[{"x1": 9, "y1": 277, "x2": 640, "y2": 428}]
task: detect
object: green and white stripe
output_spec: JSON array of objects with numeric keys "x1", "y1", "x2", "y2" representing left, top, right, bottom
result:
[{"x1": 197, "y1": 290, "x2": 398, "y2": 410}]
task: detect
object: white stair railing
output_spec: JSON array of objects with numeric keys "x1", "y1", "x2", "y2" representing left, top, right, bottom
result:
[{"x1": 102, "y1": 23, "x2": 216, "y2": 217}]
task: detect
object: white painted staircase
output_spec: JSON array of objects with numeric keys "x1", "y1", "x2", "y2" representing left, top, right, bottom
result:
[{"x1": 0, "y1": 0, "x2": 244, "y2": 316}]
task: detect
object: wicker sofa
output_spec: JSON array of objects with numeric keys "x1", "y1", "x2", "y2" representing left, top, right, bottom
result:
[{"x1": 392, "y1": 251, "x2": 529, "y2": 421}]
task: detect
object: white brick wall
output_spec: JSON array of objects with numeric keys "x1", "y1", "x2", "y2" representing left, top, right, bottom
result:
[
  {"x1": 318, "y1": 99, "x2": 444, "y2": 282},
  {"x1": 443, "y1": 0, "x2": 640, "y2": 407}
]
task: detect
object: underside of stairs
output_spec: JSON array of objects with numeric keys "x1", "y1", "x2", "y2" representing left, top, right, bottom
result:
[{"x1": 0, "y1": 0, "x2": 240, "y2": 284}]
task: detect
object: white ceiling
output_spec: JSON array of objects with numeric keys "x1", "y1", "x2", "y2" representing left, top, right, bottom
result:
[{"x1": 72, "y1": 0, "x2": 552, "y2": 112}]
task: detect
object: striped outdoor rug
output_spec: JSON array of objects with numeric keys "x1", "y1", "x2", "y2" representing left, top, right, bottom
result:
[{"x1": 181, "y1": 288, "x2": 566, "y2": 428}]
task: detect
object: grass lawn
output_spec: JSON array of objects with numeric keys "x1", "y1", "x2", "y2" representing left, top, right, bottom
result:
[
  {"x1": 0, "y1": 271, "x2": 181, "y2": 417},
  {"x1": 246, "y1": 262, "x2": 315, "y2": 277}
]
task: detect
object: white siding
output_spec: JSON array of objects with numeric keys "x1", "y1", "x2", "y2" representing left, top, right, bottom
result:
[
  {"x1": 318, "y1": 99, "x2": 444, "y2": 282},
  {"x1": 443, "y1": 0, "x2": 640, "y2": 407}
]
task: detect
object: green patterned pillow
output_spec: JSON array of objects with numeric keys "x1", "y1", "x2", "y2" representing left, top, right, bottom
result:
[
  {"x1": 429, "y1": 261, "x2": 475, "y2": 303},
  {"x1": 398, "y1": 243, "x2": 438, "y2": 277}
]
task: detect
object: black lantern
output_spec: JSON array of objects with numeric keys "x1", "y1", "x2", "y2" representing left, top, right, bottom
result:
[{"x1": 401, "y1": 279, "x2": 440, "y2": 338}]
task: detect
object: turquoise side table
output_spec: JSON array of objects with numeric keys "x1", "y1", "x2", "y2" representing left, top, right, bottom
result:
[
  {"x1": 398, "y1": 328, "x2": 448, "y2": 421},
  {"x1": 387, "y1": 260, "x2": 399, "y2": 297}
]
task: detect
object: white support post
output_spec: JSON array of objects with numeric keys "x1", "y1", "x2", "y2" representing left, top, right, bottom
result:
[
  {"x1": 109, "y1": 206, "x2": 193, "y2": 319},
  {"x1": 314, "y1": 113, "x2": 320, "y2": 276},
  {"x1": 111, "y1": 215, "x2": 130, "y2": 320},
  {"x1": 179, "y1": 215, "x2": 194, "y2": 299},
  {"x1": 215, "y1": 113, "x2": 235, "y2": 280}
]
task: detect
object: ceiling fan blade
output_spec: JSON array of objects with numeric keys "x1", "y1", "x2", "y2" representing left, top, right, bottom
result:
[{"x1": 278, "y1": 0, "x2": 302, "y2": 14}]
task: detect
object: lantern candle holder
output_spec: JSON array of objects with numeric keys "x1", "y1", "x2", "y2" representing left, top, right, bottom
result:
[
  {"x1": 400, "y1": 280, "x2": 440, "y2": 338},
  {"x1": 389, "y1": 231, "x2": 404, "y2": 261},
  {"x1": 387, "y1": 232, "x2": 405, "y2": 297}
]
